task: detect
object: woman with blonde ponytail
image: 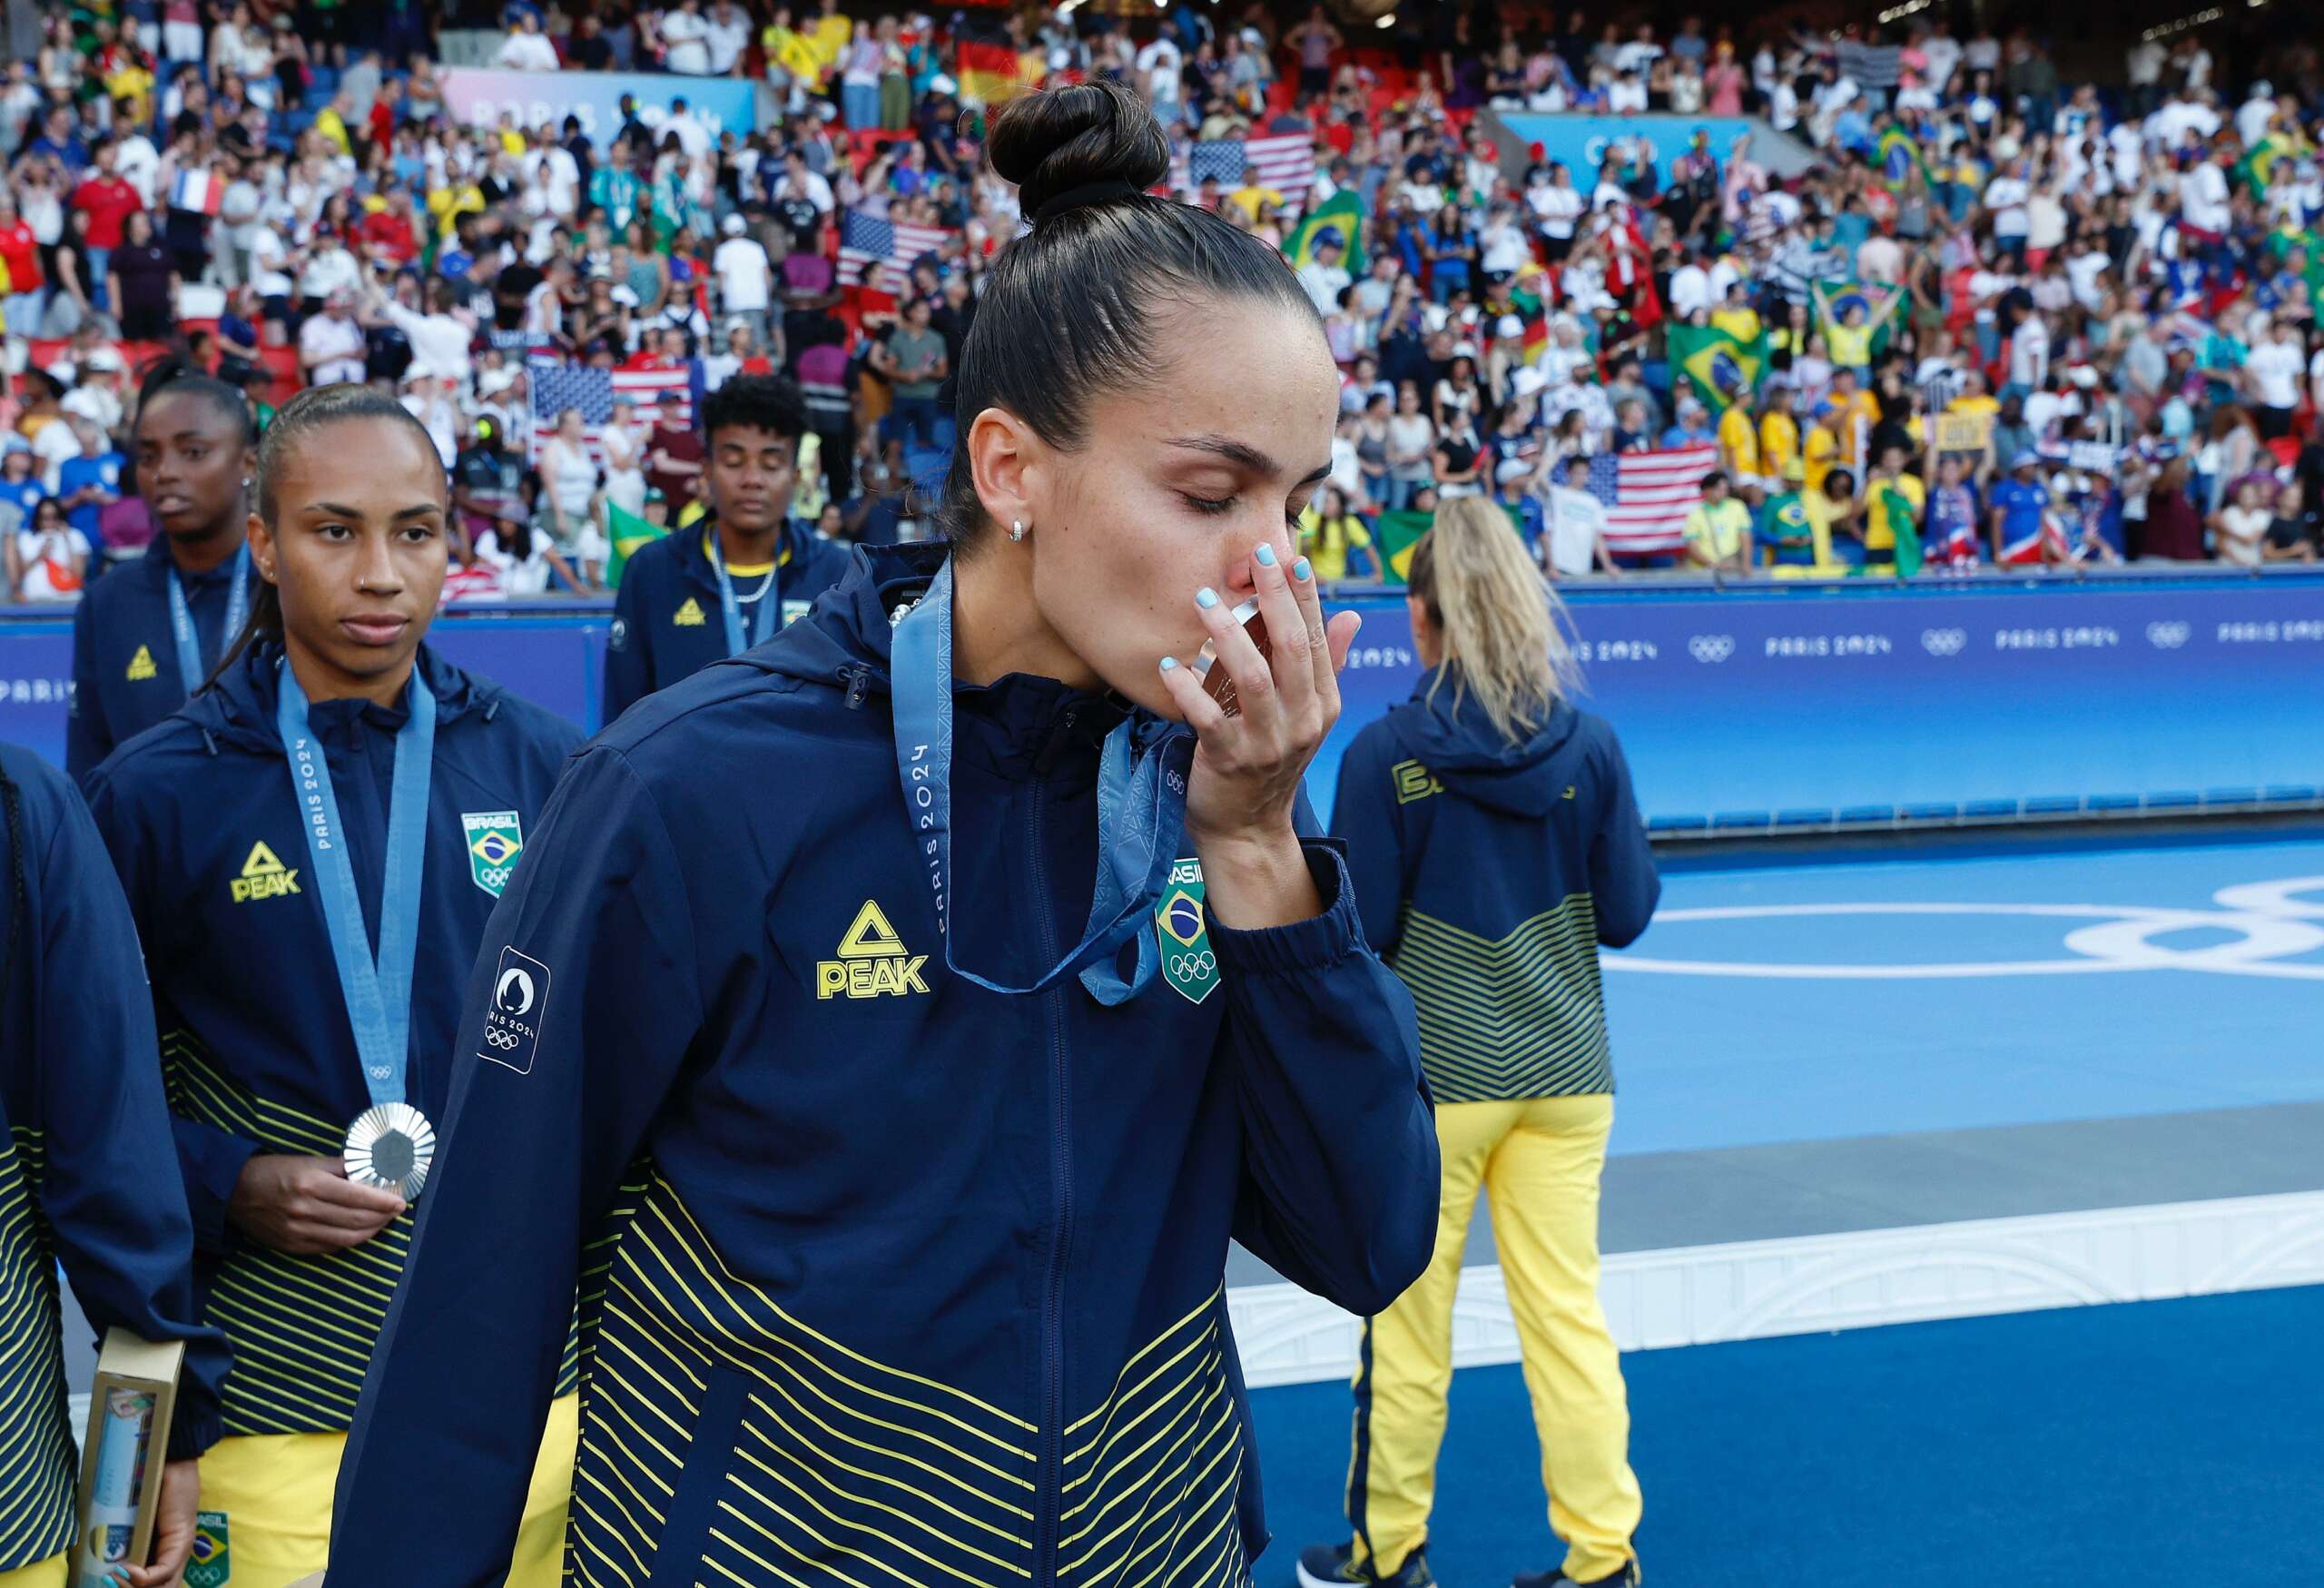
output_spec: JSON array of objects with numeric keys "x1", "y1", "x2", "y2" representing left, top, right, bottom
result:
[{"x1": 1301, "y1": 497, "x2": 1659, "y2": 1588}]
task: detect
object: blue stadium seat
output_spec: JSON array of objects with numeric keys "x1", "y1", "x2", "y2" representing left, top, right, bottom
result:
[
  {"x1": 1712, "y1": 811, "x2": 1771, "y2": 831},
  {"x1": 1647, "y1": 814, "x2": 1709, "y2": 833},
  {"x1": 2201, "y1": 786, "x2": 2260, "y2": 806},
  {"x1": 2024, "y1": 795, "x2": 2083, "y2": 815},
  {"x1": 1775, "y1": 807, "x2": 1837, "y2": 827},
  {"x1": 1902, "y1": 802, "x2": 1961, "y2": 823},
  {"x1": 1837, "y1": 804, "x2": 1897, "y2": 825},
  {"x1": 2086, "y1": 794, "x2": 2142, "y2": 813},
  {"x1": 2262, "y1": 784, "x2": 2320, "y2": 804},
  {"x1": 1964, "y1": 799, "x2": 2021, "y2": 820},
  {"x1": 2142, "y1": 792, "x2": 2201, "y2": 811}
]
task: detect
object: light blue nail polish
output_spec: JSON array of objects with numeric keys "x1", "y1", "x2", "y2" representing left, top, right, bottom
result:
[
  {"x1": 1293, "y1": 557, "x2": 1313, "y2": 581},
  {"x1": 1254, "y1": 542, "x2": 1277, "y2": 567},
  {"x1": 1196, "y1": 587, "x2": 1220, "y2": 609},
  {"x1": 1158, "y1": 656, "x2": 1178, "y2": 672}
]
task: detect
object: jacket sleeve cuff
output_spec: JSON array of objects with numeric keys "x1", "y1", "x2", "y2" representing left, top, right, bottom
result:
[
  {"x1": 179, "y1": 1124, "x2": 261, "y2": 1258},
  {"x1": 166, "y1": 1402, "x2": 224, "y2": 1463},
  {"x1": 1209, "y1": 840, "x2": 1362, "y2": 976}
]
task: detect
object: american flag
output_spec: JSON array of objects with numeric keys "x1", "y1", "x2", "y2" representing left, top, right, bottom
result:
[
  {"x1": 835, "y1": 209, "x2": 955, "y2": 295},
  {"x1": 1586, "y1": 444, "x2": 1717, "y2": 557},
  {"x1": 529, "y1": 364, "x2": 696, "y2": 464},
  {"x1": 1171, "y1": 134, "x2": 1317, "y2": 202},
  {"x1": 1175, "y1": 140, "x2": 1249, "y2": 191},
  {"x1": 1246, "y1": 133, "x2": 1317, "y2": 198}
]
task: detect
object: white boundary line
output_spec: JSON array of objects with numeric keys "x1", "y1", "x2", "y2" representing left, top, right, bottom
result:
[{"x1": 1225, "y1": 1190, "x2": 2324, "y2": 1388}]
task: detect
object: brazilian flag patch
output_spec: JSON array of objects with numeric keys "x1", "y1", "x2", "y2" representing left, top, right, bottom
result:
[
  {"x1": 462, "y1": 810, "x2": 526, "y2": 899},
  {"x1": 186, "y1": 1510, "x2": 229, "y2": 1587},
  {"x1": 1156, "y1": 857, "x2": 1218, "y2": 1005}
]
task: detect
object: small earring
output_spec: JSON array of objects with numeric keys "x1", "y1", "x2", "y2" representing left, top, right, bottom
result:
[{"x1": 1009, "y1": 519, "x2": 1028, "y2": 542}]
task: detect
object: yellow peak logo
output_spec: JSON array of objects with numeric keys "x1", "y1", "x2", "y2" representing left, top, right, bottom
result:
[
  {"x1": 673, "y1": 597, "x2": 707, "y2": 626},
  {"x1": 816, "y1": 900, "x2": 930, "y2": 1000},
  {"x1": 230, "y1": 840, "x2": 301, "y2": 903},
  {"x1": 1392, "y1": 759, "x2": 1443, "y2": 805},
  {"x1": 126, "y1": 645, "x2": 159, "y2": 682}
]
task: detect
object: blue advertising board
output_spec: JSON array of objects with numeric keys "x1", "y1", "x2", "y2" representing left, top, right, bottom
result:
[
  {"x1": 1492, "y1": 113, "x2": 1760, "y2": 184},
  {"x1": 5, "y1": 576, "x2": 2319, "y2": 834},
  {"x1": 439, "y1": 68, "x2": 756, "y2": 147},
  {"x1": 1317, "y1": 577, "x2": 2324, "y2": 830}
]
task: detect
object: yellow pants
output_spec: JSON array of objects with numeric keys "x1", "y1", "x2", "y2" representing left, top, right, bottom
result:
[
  {"x1": 0, "y1": 1555, "x2": 65, "y2": 1587},
  {"x1": 194, "y1": 1392, "x2": 579, "y2": 1588},
  {"x1": 1348, "y1": 1095, "x2": 1642, "y2": 1583}
]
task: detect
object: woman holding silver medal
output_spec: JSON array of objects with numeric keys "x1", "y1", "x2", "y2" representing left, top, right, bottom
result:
[
  {"x1": 327, "y1": 82, "x2": 1441, "y2": 1588},
  {"x1": 83, "y1": 386, "x2": 585, "y2": 1588}
]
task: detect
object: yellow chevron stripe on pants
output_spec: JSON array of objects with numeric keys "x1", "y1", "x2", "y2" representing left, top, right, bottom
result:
[{"x1": 1347, "y1": 1095, "x2": 1641, "y2": 1583}]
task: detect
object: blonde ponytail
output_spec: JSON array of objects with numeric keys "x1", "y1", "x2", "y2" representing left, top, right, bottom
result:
[{"x1": 1408, "y1": 498, "x2": 1581, "y2": 745}]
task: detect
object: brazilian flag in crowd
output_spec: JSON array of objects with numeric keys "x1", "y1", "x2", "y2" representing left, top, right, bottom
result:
[
  {"x1": 605, "y1": 503, "x2": 668, "y2": 589},
  {"x1": 1372, "y1": 508, "x2": 1434, "y2": 584},
  {"x1": 2237, "y1": 132, "x2": 2308, "y2": 198},
  {"x1": 1815, "y1": 278, "x2": 1907, "y2": 360},
  {"x1": 1876, "y1": 126, "x2": 1932, "y2": 191},
  {"x1": 1286, "y1": 189, "x2": 1367, "y2": 278},
  {"x1": 1668, "y1": 323, "x2": 1768, "y2": 416},
  {"x1": 1877, "y1": 482, "x2": 1923, "y2": 579}
]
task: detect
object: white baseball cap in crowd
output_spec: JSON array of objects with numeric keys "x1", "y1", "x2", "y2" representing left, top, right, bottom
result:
[
  {"x1": 1511, "y1": 367, "x2": 1548, "y2": 399},
  {"x1": 722, "y1": 213, "x2": 746, "y2": 236}
]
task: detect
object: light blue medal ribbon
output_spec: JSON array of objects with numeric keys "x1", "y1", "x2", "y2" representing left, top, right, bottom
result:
[
  {"x1": 889, "y1": 557, "x2": 1192, "y2": 1004},
  {"x1": 277, "y1": 662, "x2": 440, "y2": 1196},
  {"x1": 709, "y1": 527, "x2": 781, "y2": 657},
  {"x1": 167, "y1": 542, "x2": 251, "y2": 697}
]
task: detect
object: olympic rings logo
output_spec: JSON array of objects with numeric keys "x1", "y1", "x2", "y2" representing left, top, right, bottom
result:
[
  {"x1": 1607, "y1": 874, "x2": 2324, "y2": 981},
  {"x1": 484, "y1": 1027, "x2": 524, "y2": 1049},
  {"x1": 1688, "y1": 635, "x2": 1735, "y2": 664},
  {"x1": 1170, "y1": 952, "x2": 1216, "y2": 981},
  {"x1": 1921, "y1": 627, "x2": 1968, "y2": 656}
]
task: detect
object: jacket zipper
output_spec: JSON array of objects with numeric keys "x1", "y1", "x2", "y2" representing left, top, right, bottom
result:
[{"x1": 1029, "y1": 713, "x2": 1076, "y2": 1588}]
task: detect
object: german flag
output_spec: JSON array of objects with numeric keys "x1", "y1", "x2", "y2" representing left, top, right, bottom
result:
[{"x1": 957, "y1": 23, "x2": 1024, "y2": 105}]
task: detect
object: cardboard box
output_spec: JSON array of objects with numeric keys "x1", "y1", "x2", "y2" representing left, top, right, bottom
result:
[{"x1": 73, "y1": 1332, "x2": 184, "y2": 1583}]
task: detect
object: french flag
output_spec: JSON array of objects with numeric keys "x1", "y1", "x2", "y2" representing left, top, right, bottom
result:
[{"x1": 171, "y1": 169, "x2": 223, "y2": 216}]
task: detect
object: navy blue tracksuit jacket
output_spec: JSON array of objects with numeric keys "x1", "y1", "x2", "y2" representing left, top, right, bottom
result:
[
  {"x1": 82, "y1": 644, "x2": 584, "y2": 1439},
  {"x1": 67, "y1": 534, "x2": 251, "y2": 780},
  {"x1": 601, "y1": 518, "x2": 854, "y2": 722},
  {"x1": 328, "y1": 543, "x2": 1440, "y2": 1588},
  {"x1": 1331, "y1": 671, "x2": 1659, "y2": 1103},
  {"x1": 0, "y1": 744, "x2": 230, "y2": 1571}
]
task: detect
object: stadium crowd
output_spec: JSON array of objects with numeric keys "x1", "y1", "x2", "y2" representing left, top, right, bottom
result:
[{"x1": 3, "y1": 0, "x2": 2322, "y2": 603}]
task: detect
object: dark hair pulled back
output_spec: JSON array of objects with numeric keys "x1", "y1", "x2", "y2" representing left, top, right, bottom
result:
[
  {"x1": 940, "y1": 80, "x2": 1319, "y2": 550},
  {"x1": 136, "y1": 357, "x2": 258, "y2": 449}
]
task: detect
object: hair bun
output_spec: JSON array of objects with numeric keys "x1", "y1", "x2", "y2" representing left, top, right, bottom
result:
[{"x1": 990, "y1": 81, "x2": 1169, "y2": 220}]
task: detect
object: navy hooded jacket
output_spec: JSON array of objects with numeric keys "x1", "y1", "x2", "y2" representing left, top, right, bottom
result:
[
  {"x1": 601, "y1": 518, "x2": 853, "y2": 722},
  {"x1": 0, "y1": 744, "x2": 230, "y2": 1572},
  {"x1": 1331, "y1": 669, "x2": 1659, "y2": 1104},
  {"x1": 67, "y1": 533, "x2": 253, "y2": 780},
  {"x1": 327, "y1": 543, "x2": 1439, "y2": 1588},
  {"x1": 82, "y1": 642, "x2": 585, "y2": 1439}
]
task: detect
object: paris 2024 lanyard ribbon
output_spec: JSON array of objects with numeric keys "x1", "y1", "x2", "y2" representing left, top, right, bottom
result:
[
  {"x1": 710, "y1": 528, "x2": 780, "y2": 657},
  {"x1": 168, "y1": 542, "x2": 251, "y2": 696},
  {"x1": 889, "y1": 557, "x2": 1193, "y2": 1004},
  {"x1": 278, "y1": 662, "x2": 440, "y2": 1198}
]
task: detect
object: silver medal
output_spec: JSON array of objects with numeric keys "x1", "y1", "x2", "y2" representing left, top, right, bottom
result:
[{"x1": 344, "y1": 1101, "x2": 438, "y2": 1200}]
